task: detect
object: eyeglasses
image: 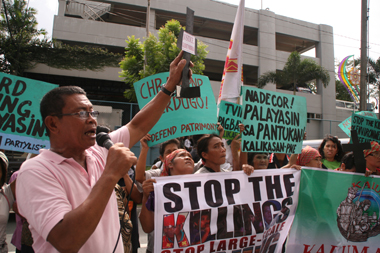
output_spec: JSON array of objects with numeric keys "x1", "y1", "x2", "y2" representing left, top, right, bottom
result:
[
  {"x1": 55, "y1": 111, "x2": 100, "y2": 120},
  {"x1": 368, "y1": 153, "x2": 380, "y2": 159}
]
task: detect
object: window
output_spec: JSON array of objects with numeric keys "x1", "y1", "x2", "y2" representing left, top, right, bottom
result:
[{"x1": 307, "y1": 113, "x2": 314, "y2": 123}]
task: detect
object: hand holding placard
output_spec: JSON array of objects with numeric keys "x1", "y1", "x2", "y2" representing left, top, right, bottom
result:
[
  {"x1": 176, "y1": 7, "x2": 200, "y2": 98},
  {"x1": 134, "y1": 73, "x2": 218, "y2": 147}
]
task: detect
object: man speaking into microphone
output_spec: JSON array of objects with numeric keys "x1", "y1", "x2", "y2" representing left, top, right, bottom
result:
[{"x1": 16, "y1": 51, "x2": 191, "y2": 253}]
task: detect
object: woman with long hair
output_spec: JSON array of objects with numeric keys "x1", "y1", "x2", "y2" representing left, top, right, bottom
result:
[{"x1": 318, "y1": 135, "x2": 344, "y2": 169}]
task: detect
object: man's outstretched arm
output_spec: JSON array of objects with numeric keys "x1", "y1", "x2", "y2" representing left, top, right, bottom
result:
[{"x1": 127, "y1": 51, "x2": 193, "y2": 147}]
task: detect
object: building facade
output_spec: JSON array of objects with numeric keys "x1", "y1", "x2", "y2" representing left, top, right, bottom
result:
[{"x1": 26, "y1": 0, "x2": 344, "y2": 140}]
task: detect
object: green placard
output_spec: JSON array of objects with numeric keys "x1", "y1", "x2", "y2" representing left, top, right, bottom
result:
[
  {"x1": 134, "y1": 73, "x2": 218, "y2": 146},
  {"x1": 287, "y1": 169, "x2": 380, "y2": 251},
  {"x1": 339, "y1": 111, "x2": 377, "y2": 137},
  {"x1": 351, "y1": 113, "x2": 380, "y2": 143},
  {"x1": 0, "y1": 73, "x2": 57, "y2": 153},
  {"x1": 217, "y1": 101, "x2": 242, "y2": 140},
  {"x1": 241, "y1": 86, "x2": 307, "y2": 153}
]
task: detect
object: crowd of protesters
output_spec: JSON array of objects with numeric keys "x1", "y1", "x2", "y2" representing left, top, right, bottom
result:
[{"x1": 0, "y1": 51, "x2": 379, "y2": 253}]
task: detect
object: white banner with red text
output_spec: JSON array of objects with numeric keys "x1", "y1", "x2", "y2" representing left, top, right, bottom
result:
[{"x1": 153, "y1": 169, "x2": 301, "y2": 253}]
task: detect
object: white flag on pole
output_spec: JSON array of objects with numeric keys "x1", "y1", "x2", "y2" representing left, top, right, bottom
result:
[{"x1": 217, "y1": 0, "x2": 245, "y2": 105}]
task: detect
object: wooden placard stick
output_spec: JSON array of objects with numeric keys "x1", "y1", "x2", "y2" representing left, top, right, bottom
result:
[{"x1": 176, "y1": 7, "x2": 200, "y2": 98}]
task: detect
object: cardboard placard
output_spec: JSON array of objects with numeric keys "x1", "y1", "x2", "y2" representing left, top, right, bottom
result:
[
  {"x1": 0, "y1": 73, "x2": 57, "y2": 153},
  {"x1": 134, "y1": 73, "x2": 218, "y2": 146},
  {"x1": 241, "y1": 87, "x2": 307, "y2": 154}
]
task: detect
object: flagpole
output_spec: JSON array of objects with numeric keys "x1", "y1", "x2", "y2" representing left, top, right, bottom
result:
[{"x1": 218, "y1": 0, "x2": 245, "y2": 105}]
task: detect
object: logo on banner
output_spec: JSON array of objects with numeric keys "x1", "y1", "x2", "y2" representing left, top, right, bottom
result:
[
  {"x1": 336, "y1": 184, "x2": 380, "y2": 242},
  {"x1": 226, "y1": 58, "x2": 238, "y2": 72}
]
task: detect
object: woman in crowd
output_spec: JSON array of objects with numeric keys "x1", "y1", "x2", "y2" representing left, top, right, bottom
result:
[
  {"x1": 135, "y1": 136, "x2": 180, "y2": 183},
  {"x1": 195, "y1": 134, "x2": 229, "y2": 173},
  {"x1": 282, "y1": 145, "x2": 322, "y2": 169},
  {"x1": 247, "y1": 152, "x2": 300, "y2": 170},
  {"x1": 139, "y1": 149, "x2": 195, "y2": 233},
  {"x1": 364, "y1": 141, "x2": 380, "y2": 176},
  {"x1": 318, "y1": 135, "x2": 344, "y2": 170},
  {"x1": 296, "y1": 145, "x2": 322, "y2": 168},
  {"x1": 247, "y1": 153, "x2": 269, "y2": 170},
  {"x1": 338, "y1": 152, "x2": 356, "y2": 172},
  {"x1": 195, "y1": 134, "x2": 251, "y2": 174},
  {"x1": 0, "y1": 151, "x2": 16, "y2": 253}
]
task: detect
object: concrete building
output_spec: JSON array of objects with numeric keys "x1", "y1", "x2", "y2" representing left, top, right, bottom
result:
[{"x1": 26, "y1": 0, "x2": 345, "y2": 140}]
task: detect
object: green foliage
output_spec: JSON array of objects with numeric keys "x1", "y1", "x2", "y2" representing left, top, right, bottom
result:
[
  {"x1": 119, "y1": 19, "x2": 209, "y2": 102},
  {"x1": 369, "y1": 58, "x2": 380, "y2": 76},
  {"x1": 35, "y1": 41, "x2": 121, "y2": 71},
  {"x1": 0, "y1": 0, "x2": 122, "y2": 76},
  {"x1": 258, "y1": 51, "x2": 330, "y2": 94},
  {"x1": 368, "y1": 57, "x2": 380, "y2": 100},
  {"x1": 351, "y1": 57, "x2": 379, "y2": 101},
  {"x1": 119, "y1": 36, "x2": 144, "y2": 102},
  {"x1": 335, "y1": 79, "x2": 354, "y2": 102},
  {"x1": 353, "y1": 57, "x2": 378, "y2": 85},
  {"x1": 0, "y1": 0, "x2": 49, "y2": 75}
]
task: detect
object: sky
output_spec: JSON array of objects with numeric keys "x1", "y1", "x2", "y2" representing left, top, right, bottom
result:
[{"x1": 28, "y1": 0, "x2": 380, "y2": 64}]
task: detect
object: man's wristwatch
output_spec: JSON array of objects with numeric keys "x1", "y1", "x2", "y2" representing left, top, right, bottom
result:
[{"x1": 161, "y1": 84, "x2": 175, "y2": 97}]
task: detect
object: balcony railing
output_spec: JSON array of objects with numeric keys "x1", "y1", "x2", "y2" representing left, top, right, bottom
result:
[{"x1": 65, "y1": 0, "x2": 111, "y2": 21}]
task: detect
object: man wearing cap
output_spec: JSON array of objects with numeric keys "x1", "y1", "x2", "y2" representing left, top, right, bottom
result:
[
  {"x1": 162, "y1": 215, "x2": 175, "y2": 249},
  {"x1": 16, "y1": 51, "x2": 191, "y2": 253},
  {"x1": 162, "y1": 214, "x2": 189, "y2": 249},
  {"x1": 364, "y1": 141, "x2": 380, "y2": 176}
]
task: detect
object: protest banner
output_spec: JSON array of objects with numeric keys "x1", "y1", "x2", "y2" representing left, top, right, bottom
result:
[
  {"x1": 154, "y1": 169, "x2": 301, "y2": 253},
  {"x1": 350, "y1": 113, "x2": 380, "y2": 143},
  {"x1": 241, "y1": 87, "x2": 307, "y2": 153},
  {"x1": 338, "y1": 111, "x2": 377, "y2": 137},
  {"x1": 218, "y1": 101, "x2": 242, "y2": 140},
  {"x1": 134, "y1": 73, "x2": 218, "y2": 146},
  {"x1": 286, "y1": 168, "x2": 380, "y2": 253},
  {"x1": 0, "y1": 73, "x2": 57, "y2": 153}
]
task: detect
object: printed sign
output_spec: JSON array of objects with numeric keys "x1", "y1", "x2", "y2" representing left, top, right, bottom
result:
[
  {"x1": 218, "y1": 101, "x2": 242, "y2": 140},
  {"x1": 287, "y1": 168, "x2": 380, "y2": 253},
  {"x1": 339, "y1": 111, "x2": 377, "y2": 137},
  {"x1": 350, "y1": 113, "x2": 380, "y2": 143},
  {"x1": 134, "y1": 73, "x2": 218, "y2": 146},
  {"x1": 241, "y1": 87, "x2": 307, "y2": 153},
  {"x1": 0, "y1": 73, "x2": 57, "y2": 153},
  {"x1": 154, "y1": 169, "x2": 301, "y2": 253},
  {"x1": 182, "y1": 31, "x2": 196, "y2": 55}
]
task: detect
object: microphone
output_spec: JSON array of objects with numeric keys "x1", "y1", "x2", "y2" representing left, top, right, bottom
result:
[
  {"x1": 96, "y1": 125, "x2": 110, "y2": 135},
  {"x1": 96, "y1": 132, "x2": 114, "y2": 150}
]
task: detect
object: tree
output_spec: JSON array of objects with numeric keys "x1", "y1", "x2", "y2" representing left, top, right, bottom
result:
[
  {"x1": 352, "y1": 57, "x2": 379, "y2": 102},
  {"x1": 258, "y1": 51, "x2": 330, "y2": 95},
  {"x1": 368, "y1": 58, "x2": 380, "y2": 80},
  {"x1": 0, "y1": 0, "x2": 122, "y2": 76},
  {"x1": 368, "y1": 57, "x2": 380, "y2": 102},
  {"x1": 336, "y1": 79, "x2": 354, "y2": 101},
  {"x1": 119, "y1": 19, "x2": 208, "y2": 102}
]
